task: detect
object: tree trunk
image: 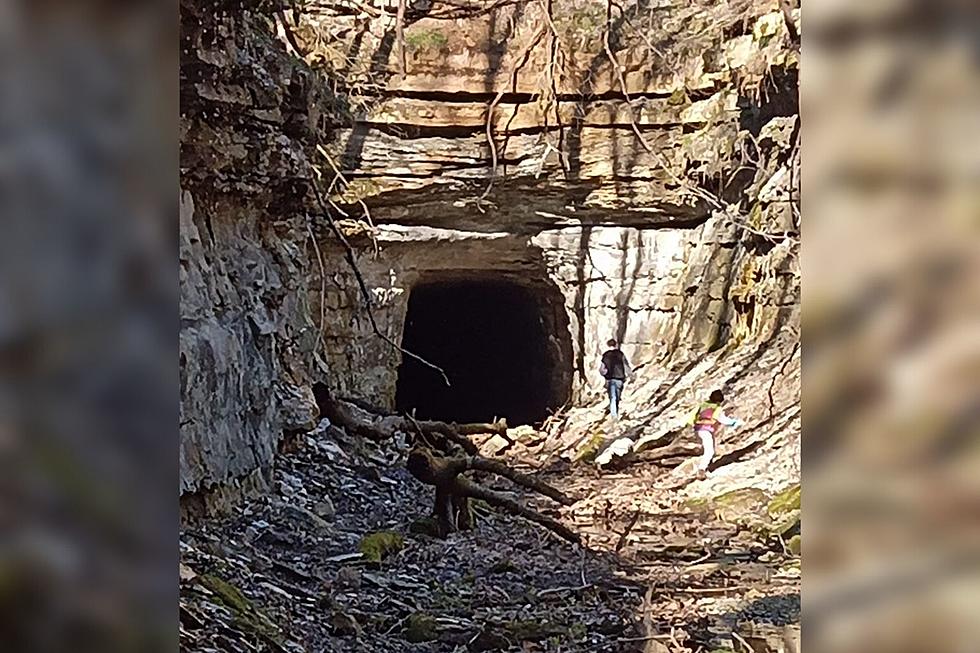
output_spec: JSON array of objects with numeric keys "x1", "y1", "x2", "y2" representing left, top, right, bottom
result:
[{"x1": 406, "y1": 448, "x2": 579, "y2": 543}]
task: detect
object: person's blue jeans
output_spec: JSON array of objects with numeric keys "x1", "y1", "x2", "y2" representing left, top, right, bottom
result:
[{"x1": 606, "y1": 378, "x2": 625, "y2": 419}]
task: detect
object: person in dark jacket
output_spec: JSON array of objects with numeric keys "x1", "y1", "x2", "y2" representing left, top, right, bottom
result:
[{"x1": 599, "y1": 339, "x2": 631, "y2": 420}]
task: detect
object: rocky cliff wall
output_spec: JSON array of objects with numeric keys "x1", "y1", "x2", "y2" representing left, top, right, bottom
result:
[
  {"x1": 179, "y1": 5, "x2": 332, "y2": 501},
  {"x1": 297, "y1": 0, "x2": 800, "y2": 410}
]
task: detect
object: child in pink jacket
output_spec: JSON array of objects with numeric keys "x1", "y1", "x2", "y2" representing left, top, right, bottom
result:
[{"x1": 687, "y1": 389, "x2": 742, "y2": 479}]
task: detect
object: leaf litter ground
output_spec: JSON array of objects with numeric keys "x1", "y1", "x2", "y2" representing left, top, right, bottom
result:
[{"x1": 180, "y1": 421, "x2": 799, "y2": 653}]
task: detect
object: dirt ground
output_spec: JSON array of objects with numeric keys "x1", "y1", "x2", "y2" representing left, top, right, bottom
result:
[{"x1": 180, "y1": 411, "x2": 799, "y2": 653}]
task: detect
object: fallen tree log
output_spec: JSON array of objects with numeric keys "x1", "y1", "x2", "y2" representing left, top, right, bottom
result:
[
  {"x1": 466, "y1": 456, "x2": 574, "y2": 506},
  {"x1": 406, "y1": 448, "x2": 580, "y2": 544},
  {"x1": 456, "y1": 477, "x2": 579, "y2": 544},
  {"x1": 318, "y1": 387, "x2": 487, "y2": 455},
  {"x1": 453, "y1": 420, "x2": 509, "y2": 437},
  {"x1": 316, "y1": 386, "x2": 576, "y2": 541}
]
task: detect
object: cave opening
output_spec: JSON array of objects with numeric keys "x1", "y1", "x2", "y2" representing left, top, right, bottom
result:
[{"x1": 395, "y1": 278, "x2": 570, "y2": 426}]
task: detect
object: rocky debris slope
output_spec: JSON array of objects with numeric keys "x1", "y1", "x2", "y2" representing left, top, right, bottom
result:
[
  {"x1": 546, "y1": 310, "x2": 800, "y2": 497},
  {"x1": 180, "y1": 414, "x2": 799, "y2": 653}
]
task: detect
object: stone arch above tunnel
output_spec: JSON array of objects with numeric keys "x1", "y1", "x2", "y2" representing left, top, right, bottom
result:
[{"x1": 395, "y1": 275, "x2": 572, "y2": 427}]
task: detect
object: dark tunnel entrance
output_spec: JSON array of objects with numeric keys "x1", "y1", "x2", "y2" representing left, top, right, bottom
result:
[{"x1": 395, "y1": 279, "x2": 570, "y2": 426}]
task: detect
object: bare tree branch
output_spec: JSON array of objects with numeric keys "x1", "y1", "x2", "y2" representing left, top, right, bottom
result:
[
  {"x1": 476, "y1": 24, "x2": 548, "y2": 207},
  {"x1": 307, "y1": 177, "x2": 451, "y2": 386},
  {"x1": 306, "y1": 223, "x2": 327, "y2": 359}
]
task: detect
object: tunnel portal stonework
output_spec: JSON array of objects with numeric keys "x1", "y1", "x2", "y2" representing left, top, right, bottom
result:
[{"x1": 313, "y1": 217, "x2": 760, "y2": 417}]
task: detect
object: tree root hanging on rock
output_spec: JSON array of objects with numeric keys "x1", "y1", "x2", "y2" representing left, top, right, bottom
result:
[{"x1": 406, "y1": 448, "x2": 580, "y2": 544}]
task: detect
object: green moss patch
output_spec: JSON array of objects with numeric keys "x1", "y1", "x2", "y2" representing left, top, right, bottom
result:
[
  {"x1": 403, "y1": 612, "x2": 438, "y2": 642},
  {"x1": 767, "y1": 484, "x2": 801, "y2": 517},
  {"x1": 710, "y1": 487, "x2": 770, "y2": 523},
  {"x1": 574, "y1": 432, "x2": 606, "y2": 463},
  {"x1": 405, "y1": 29, "x2": 448, "y2": 51},
  {"x1": 668, "y1": 87, "x2": 690, "y2": 105},
  {"x1": 767, "y1": 483, "x2": 801, "y2": 537},
  {"x1": 489, "y1": 558, "x2": 517, "y2": 574},
  {"x1": 199, "y1": 574, "x2": 281, "y2": 643},
  {"x1": 786, "y1": 534, "x2": 801, "y2": 556},
  {"x1": 358, "y1": 531, "x2": 405, "y2": 563},
  {"x1": 503, "y1": 619, "x2": 565, "y2": 641}
]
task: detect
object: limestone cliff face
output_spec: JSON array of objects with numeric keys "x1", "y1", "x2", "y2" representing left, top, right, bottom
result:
[
  {"x1": 179, "y1": 6, "x2": 331, "y2": 499},
  {"x1": 297, "y1": 0, "x2": 800, "y2": 410}
]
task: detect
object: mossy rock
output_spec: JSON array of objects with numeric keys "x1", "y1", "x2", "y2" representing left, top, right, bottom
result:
[
  {"x1": 786, "y1": 534, "x2": 801, "y2": 556},
  {"x1": 769, "y1": 509, "x2": 800, "y2": 537},
  {"x1": 574, "y1": 432, "x2": 606, "y2": 463},
  {"x1": 683, "y1": 496, "x2": 711, "y2": 513},
  {"x1": 200, "y1": 574, "x2": 251, "y2": 612},
  {"x1": 489, "y1": 558, "x2": 517, "y2": 574},
  {"x1": 403, "y1": 612, "x2": 438, "y2": 643},
  {"x1": 710, "y1": 487, "x2": 771, "y2": 523},
  {"x1": 568, "y1": 622, "x2": 588, "y2": 641},
  {"x1": 767, "y1": 484, "x2": 801, "y2": 518},
  {"x1": 668, "y1": 87, "x2": 690, "y2": 105},
  {"x1": 766, "y1": 484, "x2": 801, "y2": 536},
  {"x1": 405, "y1": 29, "x2": 449, "y2": 51},
  {"x1": 338, "y1": 178, "x2": 382, "y2": 203},
  {"x1": 358, "y1": 531, "x2": 404, "y2": 563},
  {"x1": 780, "y1": 559, "x2": 801, "y2": 576},
  {"x1": 199, "y1": 574, "x2": 281, "y2": 643}
]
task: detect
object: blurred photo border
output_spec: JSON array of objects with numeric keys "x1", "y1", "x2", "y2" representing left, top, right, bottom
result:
[{"x1": 0, "y1": 0, "x2": 978, "y2": 651}]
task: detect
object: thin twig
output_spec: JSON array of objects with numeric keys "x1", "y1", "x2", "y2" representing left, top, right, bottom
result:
[
  {"x1": 383, "y1": 613, "x2": 412, "y2": 636},
  {"x1": 617, "y1": 634, "x2": 674, "y2": 643},
  {"x1": 537, "y1": 0, "x2": 568, "y2": 175},
  {"x1": 768, "y1": 338, "x2": 800, "y2": 418},
  {"x1": 308, "y1": 178, "x2": 451, "y2": 386},
  {"x1": 722, "y1": 211, "x2": 785, "y2": 243},
  {"x1": 732, "y1": 630, "x2": 754, "y2": 653},
  {"x1": 475, "y1": 24, "x2": 548, "y2": 207},
  {"x1": 477, "y1": 89, "x2": 506, "y2": 208},
  {"x1": 405, "y1": 413, "x2": 440, "y2": 450},
  {"x1": 275, "y1": 9, "x2": 307, "y2": 58},
  {"x1": 316, "y1": 145, "x2": 379, "y2": 254},
  {"x1": 615, "y1": 509, "x2": 641, "y2": 552},
  {"x1": 306, "y1": 223, "x2": 327, "y2": 359},
  {"x1": 676, "y1": 585, "x2": 749, "y2": 594},
  {"x1": 536, "y1": 583, "x2": 593, "y2": 598},
  {"x1": 684, "y1": 550, "x2": 714, "y2": 567}
]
